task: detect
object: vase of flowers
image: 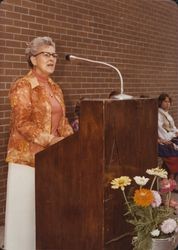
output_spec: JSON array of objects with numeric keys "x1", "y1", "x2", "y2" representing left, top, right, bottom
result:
[
  {"x1": 152, "y1": 236, "x2": 177, "y2": 250},
  {"x1": 111, "y1": 167, "x2": 178, "y2": 250}
]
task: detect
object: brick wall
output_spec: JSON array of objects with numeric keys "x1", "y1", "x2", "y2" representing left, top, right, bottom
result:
[{"x1": 0, "y1": 0, "x2": 178, "y2": 225}]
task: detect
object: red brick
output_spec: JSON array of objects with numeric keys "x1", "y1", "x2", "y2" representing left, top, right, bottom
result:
[
  {"x1": 21, "y1": 14, "x2": 35, "y2": 23},
  {"x1": 14, "y1": 6, "x2": 29, "y2": 14},
  {"x1": 23, "y1": 0, "x2": 37, "y2": 8},
  {"x1": 5, "y1": 11, "x2": 21, "y2": 20}
]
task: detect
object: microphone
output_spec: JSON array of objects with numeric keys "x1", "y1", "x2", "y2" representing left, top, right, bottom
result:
[{"x1": 65, "y1": 54, "x2": 133, "y2": 100}]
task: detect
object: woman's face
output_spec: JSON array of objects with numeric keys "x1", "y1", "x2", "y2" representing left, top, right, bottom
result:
[
  {"x1": 161, "y1": 97, "x2": 171, "y2": 111},
  {"x1": 31, "y1": 45, "x2": 57, "y2": 76}
]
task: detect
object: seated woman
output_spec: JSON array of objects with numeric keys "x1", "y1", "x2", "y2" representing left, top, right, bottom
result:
[
  {"x1": 158, "y1": 93, "x2": 178, "y2": 179},
  {"x1": 71, "y1": 97, "x2": 85, "y2": 132}
]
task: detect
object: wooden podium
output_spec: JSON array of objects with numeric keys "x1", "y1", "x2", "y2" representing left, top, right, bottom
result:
[{"x1": 35, "y1": 98, "x2": 158, "y2": 250}]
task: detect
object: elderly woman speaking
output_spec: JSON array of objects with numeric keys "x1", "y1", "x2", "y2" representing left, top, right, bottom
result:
[{"x1": 4, "y1": 37, "x2": 73, "y2": 250}]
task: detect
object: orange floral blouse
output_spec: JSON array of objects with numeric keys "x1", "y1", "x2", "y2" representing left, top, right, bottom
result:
[{"x1": 6, "y1": 70, "x2": 73, "y2": 167}]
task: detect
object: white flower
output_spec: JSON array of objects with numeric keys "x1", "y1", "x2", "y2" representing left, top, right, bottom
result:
[
  {"x1": 150, "y1": 229, "x2": 160, "y2": 237},
  {"x1": 133, "y1": 176, "x2": 149, "y2": 186},
  {"x1": 151, "y1": 191, "x2": 162, "y2": 208},
  {"x1": 160, "y1": 218, "x2": 177, "y2": 234},
  {"x1": 146, "y1": 167, "x2": 168, "y2": 179}
]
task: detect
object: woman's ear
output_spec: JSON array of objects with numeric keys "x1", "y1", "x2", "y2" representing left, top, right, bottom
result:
[{"x1": 30, "y1": 56, "x2": 36, "y2": 67}]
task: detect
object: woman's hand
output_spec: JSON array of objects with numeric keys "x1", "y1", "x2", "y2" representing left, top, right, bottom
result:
[
  {"x1": 158, "y1": 138, "x2": 172, "y2": 145},
  {"x1": 49, "y1": 136, "x2": 64, "y2": 145}
]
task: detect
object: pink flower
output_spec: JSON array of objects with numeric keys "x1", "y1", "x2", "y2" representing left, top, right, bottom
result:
[
  {"x1": 169, "y1": 199, "x2": 178, "y2": 208},
  {"x1": 160, "y1": 178, "x2": 177, "y2": 193},
  {"x1": 164, "y1": 199, "x2": 178, "y2": 214},
  {"x1": 151, "y1": 191, "x2": 162, "y2": 207},
  {"x1": 160, "y1": 218, "x2": 177, "y2": 234}
]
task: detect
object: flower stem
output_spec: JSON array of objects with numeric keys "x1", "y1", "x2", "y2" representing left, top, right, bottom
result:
[
  {"x1": 122, "y1": 190, "x2": 137, "y2": 221},
  {"x1": 167, "y1": 191, "x2": 171, "y2": 208},
  {"x1": 150, "y1": 176, "x2": 157, "y2": 190}
]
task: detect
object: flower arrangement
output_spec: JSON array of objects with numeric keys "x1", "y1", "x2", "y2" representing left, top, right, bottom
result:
[{"x1": 111, "y1": 167, "x2": 178, "y2": 250}]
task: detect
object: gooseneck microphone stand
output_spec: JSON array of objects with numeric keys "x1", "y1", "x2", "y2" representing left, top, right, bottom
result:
[{"x1": 66, "y1": 54, "x2": 133, "y2": 100}]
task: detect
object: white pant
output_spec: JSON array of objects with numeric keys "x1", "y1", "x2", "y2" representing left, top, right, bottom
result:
[{"x1": 4, "y1": 163, "x2": 36, "y2": 250}]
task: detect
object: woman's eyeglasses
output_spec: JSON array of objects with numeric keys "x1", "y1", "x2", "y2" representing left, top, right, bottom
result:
[{"x1": 33, "y1": 52, "x2": 58, "y2": 59}]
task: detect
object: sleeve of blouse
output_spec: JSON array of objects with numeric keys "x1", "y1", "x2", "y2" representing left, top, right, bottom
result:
[
  {"x1": 169, "y1": 115, "x2": 178, "y2": 133},
  {"x1": 55, "y1": 85, "x2": 73, "y2": 137},
  {"x1": 158, "y1": 112, "x2": 175, "y2": 140},
  {"x1": 10, "y1": 80, "x2": 54, "y2": 147},
  {"x1": 60, "y1": 117, "x2": 74, "y2": 137}
]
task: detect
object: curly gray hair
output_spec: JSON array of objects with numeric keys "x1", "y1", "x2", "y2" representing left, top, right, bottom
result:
[{"x1": 25, "y1": 36, "x2": 56, "y2": 68}]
